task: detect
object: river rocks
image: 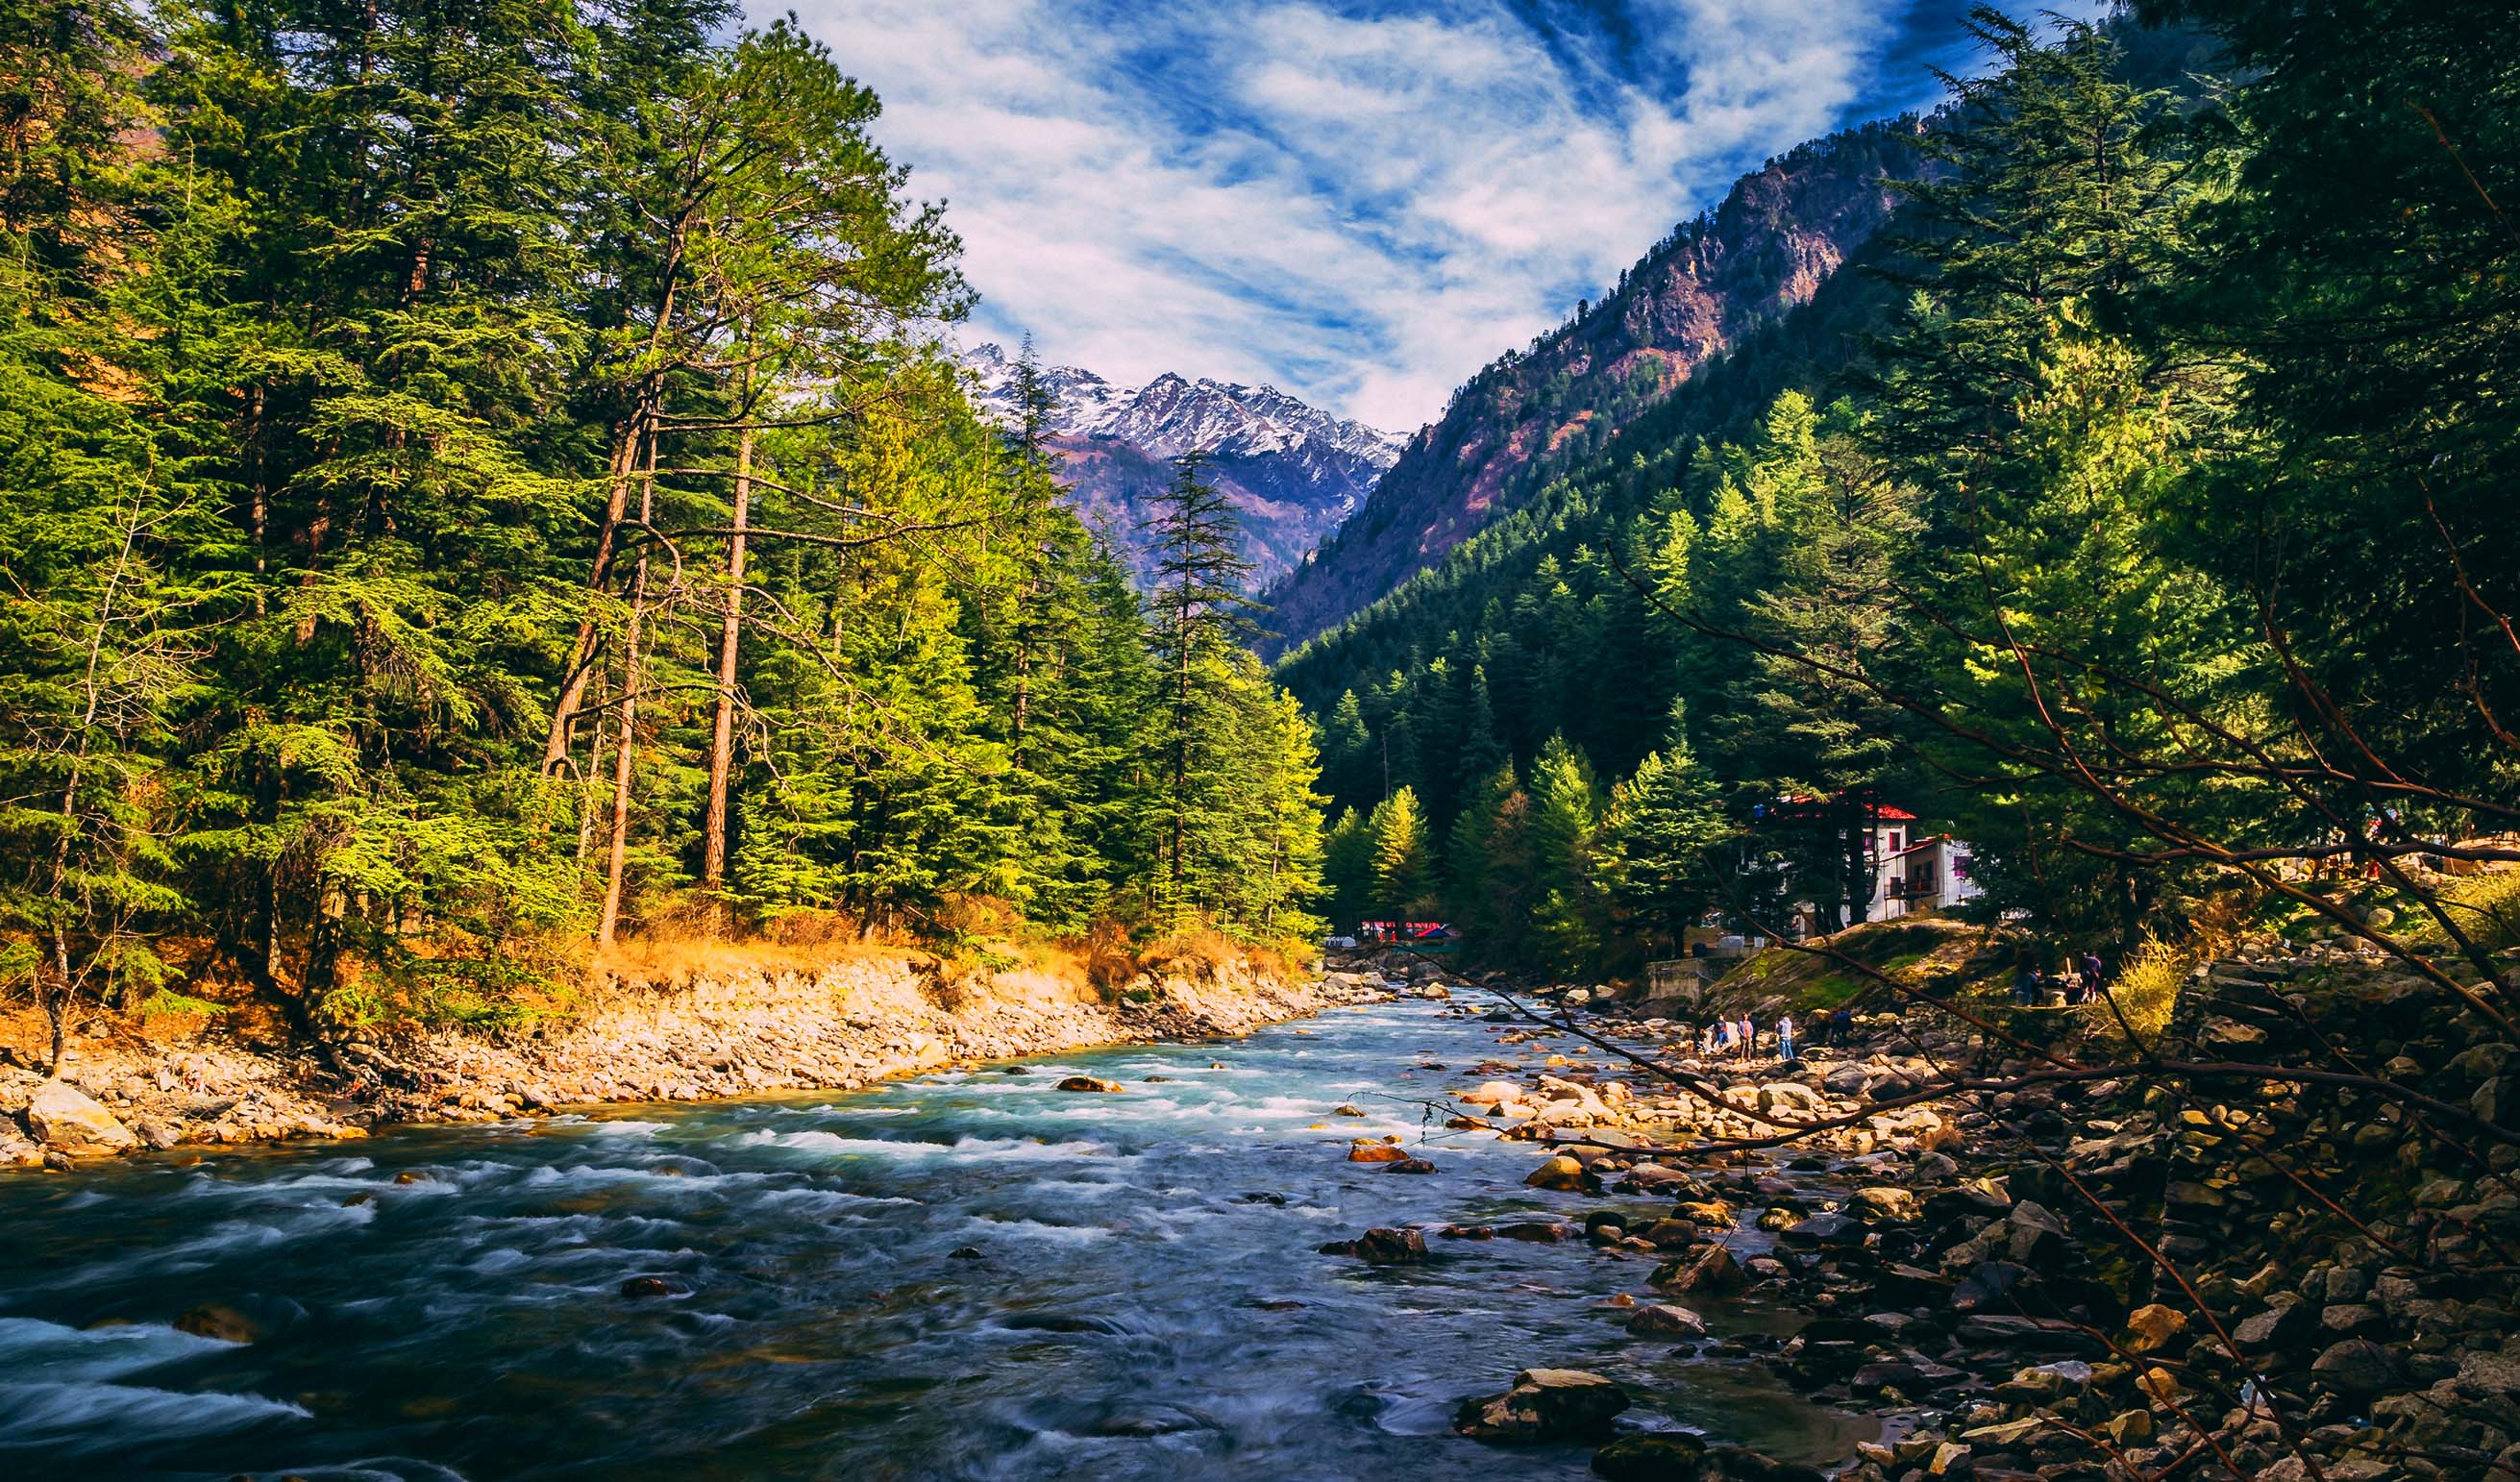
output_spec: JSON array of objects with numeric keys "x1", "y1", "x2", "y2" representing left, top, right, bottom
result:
[
  {"x1": 2310, "y1": 1338, "x2": 2402, "y2": 1396},
  {"x1": 174, "y1": 1302, "x2": 262, "y2": 1344},
  {"x1": 2123, "y1": 1302, "x2": 2186, "y2": 1353},
  {"x1": 1384, "y1": 1156, "x2": 1438, "y2": 1174},
  {"x1": 1618, "y1": 1164, "x2": 1704, "y2": 1196},
  {"x1": 1591, "y1": 1433, "x2": 1826, "y2": 1481},
  {"x1": 1850, "y1": 1186, "x2": 1918, "y2": 1223},
  {"x1": 1951, "y1": 1261, "x2": 2029, "y2": 1311},
  {"x1": 1053, "y1": 1075, "x2": 1124, "y2": 1093},
  {"x1": 1331, "y1": 1102, "x2": 1367, "y2": 1117},
  {"x1": 1453, "y1": 1368, "x2": 1631, "y2": 1444},
  {"x1": 1779, "y1": 1211, "x2": 1861, "y2": 1247},
  {"x1": 1495, "y1": 1221, "x2": 1581, "y2": 1243},
  {"x1": 1626, "y1": 1302, "x2": 1708, "y2": 1339},
  {"x1": 25, "y1": 1079, "x2": 136, "y2": 1153},
  {"x1": 1651, "y1": 1244, "x2": 1746, "y2": 1295},
  {"x1": 1348, "y1": 1140, "x2": 1411, "y2": 1163},
  {"x1": 2234, "y1": 1297, "x2": 2318, "y2": 1350},
  {"x1": 1527, "y1": 1154, "x2": 1591, "y2": 1191},
  {"x1": 620, "y1": 1275, "x2": 687, "y2": 1297},
  {"x1": 1320, "y1": 1227, "x2": 1427, "y2": 1264}
]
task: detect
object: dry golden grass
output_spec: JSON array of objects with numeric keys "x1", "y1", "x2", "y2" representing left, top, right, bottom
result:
[
  {"x1": 595, "y1": 911, "x2": 920, "y2": 987},
  {"x1": 2432, "y1": 868, "x2": 2520, "y2": 954},
  {"x1": 1134, "y1": 926, "x2": 1312, "y2": 985},
  {"x1": 2086, "y1": 935, "x2": 2191, "y2": 1051}
]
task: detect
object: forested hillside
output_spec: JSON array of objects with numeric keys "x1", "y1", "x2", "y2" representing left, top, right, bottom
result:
[
  {"x1": 1261, "y1": 120, "x2": 1923, "y2": 652},
  {"x1": 1285, "y1": 3, "x2": 2520, "y2": 987},
  {"x1": 0, "y1": 0, "x2": 1324, "y2": 1063}
]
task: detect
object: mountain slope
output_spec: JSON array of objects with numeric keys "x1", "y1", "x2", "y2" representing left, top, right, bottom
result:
[
  {"x1": 1260, "y1": 119, "x2": 1927, "y2": 650},
  {"x1": 966, "y1": 345, "x2": 1401, "y2": 588}
]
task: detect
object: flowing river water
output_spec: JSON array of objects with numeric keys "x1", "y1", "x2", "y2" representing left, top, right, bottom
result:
[{"x1": 0, "y1": 995, "x2": 1870, "y2": 1480}]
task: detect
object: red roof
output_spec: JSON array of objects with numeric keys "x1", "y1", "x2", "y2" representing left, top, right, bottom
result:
[{"x1": 1778, "y1": 793, "x2": 1917, "y2": 822}]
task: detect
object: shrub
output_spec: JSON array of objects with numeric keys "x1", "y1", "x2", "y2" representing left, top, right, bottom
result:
[
  {"x1": 2434, "y1": 869, "x2": 2520, "y2": 954},
  {"x1": 2087, "y1": 936, "x2": 2189, "y2": 1051}
]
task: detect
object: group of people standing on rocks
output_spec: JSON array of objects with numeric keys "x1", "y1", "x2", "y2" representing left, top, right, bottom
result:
[
  {"x1": 2011, "y1": 949, "x2": 2111, "y2": 1006},
  {"x1": 1699, "y1": 1006, "x2": 1852, "y2": 1063}
]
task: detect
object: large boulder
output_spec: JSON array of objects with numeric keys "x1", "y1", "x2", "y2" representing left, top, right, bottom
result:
[
  {"x1": 2311, "y1": 1338, "x2": 2401, "y2": 1397},
  {"x1": 1527, "y1": 1154, "x2": 1592, "y2": 1192},
  {"x1": 1779, "y1": 1211, "x2": 1863, "y2": 1247},
  {"x1": 173, "y1": 1302, "x2": 263, "y2": 1344},
  {"x1": 1626, "y1": 1302, "x2": 1708, "y2": 1340},
  {"x1": 2234, "y1": 1298, "x2": 2319, "y2": 1351},
  {"x1": 1651, "y1": 1244, "x2": 1747, "y2": 1295},
  {"x1": 1320, "y1": 1227, "x2": 1428, "y2": 1264},
  {"x1": 1052, "y1": 1075, "x2": 1124, "y2": 1094},
  {"x1": 1453, "y1": 1368, "x2": 1631, "y2": 1444},
  {"x1": 26, "y1": 1080, "x2": 136, "y2": 1154}
]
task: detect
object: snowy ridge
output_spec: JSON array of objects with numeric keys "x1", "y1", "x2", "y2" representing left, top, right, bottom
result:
[
  {"x1": 960, "y1": 344, "x2": 1405, "y2": 587},
  {"x1": 964, "y1": 344, "x2": 1403, "y2": 483}
]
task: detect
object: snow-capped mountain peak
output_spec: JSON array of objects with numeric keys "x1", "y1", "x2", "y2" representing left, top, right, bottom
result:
[
  {"x1": 960, "y1": 342, "x2": 1406, "y2": 590},
  {"x1": 964, "y1": 345, "x2": 1402, "y2": 470}
]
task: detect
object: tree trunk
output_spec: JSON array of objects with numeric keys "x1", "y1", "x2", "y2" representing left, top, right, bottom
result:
[
  {"x1": 44, "y1": 927, "x2": 70, "y2": 1075},
  {"x1": 544, "y1": 405, "x2": 653, "y2": 772},
  {"x1": 699, "y1": 424, "x2": 754, "y2": 926},
  {"x1": 578, "y1": 674, "x2": 608, "y2": 870},
  {"x1": 597, "y1": 439, "x2": 658, "y2": 948},
  {"x1": 548, "y1": 218, "x2": 689, "y2": 773},
  {"x1": 246, "y1": 383, "x2": 268, "y2": 615}
]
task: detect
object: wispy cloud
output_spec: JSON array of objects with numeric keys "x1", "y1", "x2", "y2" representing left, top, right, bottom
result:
[{"x1": 771, "y1": 0, "x2": 2083, "y2": 431}]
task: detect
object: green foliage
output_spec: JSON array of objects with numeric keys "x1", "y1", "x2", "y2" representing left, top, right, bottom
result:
[
  {"x1": 1595, "y1": 702, "x2": 1731, "y2": 952},
  {"x1": 1367, "y1": 787, "x2": 1432, "y2": 919},
  {"x1": 0, "y1": 0, "x2": 1328, "y2": 1041},
  {"x1": 1284, "y1": 2, "x2": 2518, "y2": 991}
]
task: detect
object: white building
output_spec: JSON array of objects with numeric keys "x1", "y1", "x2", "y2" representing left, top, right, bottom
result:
[
  {"x1": 1766, "y1": 802, "x2": 1985, "y2": 931},
  {"x1": 1869, "y1": 830, "x2": 1984, "y2": 918}
]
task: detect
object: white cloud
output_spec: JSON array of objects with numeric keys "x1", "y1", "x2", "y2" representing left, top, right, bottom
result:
[{"x1": 773, "y1": 0, "x2": 1910, "y2": 432}]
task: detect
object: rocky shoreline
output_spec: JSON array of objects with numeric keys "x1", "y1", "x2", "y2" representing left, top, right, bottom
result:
[
  {"x1": 1317, "y1": 951, "x2": 2520, "y2": 1482},
  {"x1": 0, "y1": 952, "x2": 1385, "y2": 1171}
]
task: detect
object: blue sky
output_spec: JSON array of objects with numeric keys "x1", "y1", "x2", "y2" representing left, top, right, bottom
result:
[{"x1": 775, "y1": 0, "x2": 2109, "y2": 432}]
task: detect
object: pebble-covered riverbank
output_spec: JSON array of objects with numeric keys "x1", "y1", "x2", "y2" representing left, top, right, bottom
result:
[
  {"x1": 1346, "y1": 948, "x2": 2520, "y2": 1482},
  {"x1": 0, "y1": 953, "x2": 1384, "y2": 1170}
]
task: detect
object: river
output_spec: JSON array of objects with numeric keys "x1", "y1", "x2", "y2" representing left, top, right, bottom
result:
[{"x1": 0, "y1": 995, "x2": 1867, "y2": 1480}]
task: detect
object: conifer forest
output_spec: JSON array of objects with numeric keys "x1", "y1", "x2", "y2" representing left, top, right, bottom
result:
[{"x1": 4, "y1": 3, "x2": 2519, "y2": 1480}]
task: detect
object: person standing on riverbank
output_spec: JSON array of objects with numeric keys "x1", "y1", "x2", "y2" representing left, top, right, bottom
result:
[
  {"x1": 1778, "y1": 1014, "x2": 1796, "y2": 1062},
  {"x1": 1738, "y1": 1012, "x2": 1756, "y2": 1061}
]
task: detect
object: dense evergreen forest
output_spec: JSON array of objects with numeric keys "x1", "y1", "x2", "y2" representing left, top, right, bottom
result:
[
  {"x1": 0, "y1": 0, "x2": 1325, "y2": 1059},
  {"x1": 1284, "y1": 2, "x2": 2520, "y2": 981}
]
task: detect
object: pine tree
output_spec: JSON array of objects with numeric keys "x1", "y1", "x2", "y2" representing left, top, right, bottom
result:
[
  {"x1": 1525, "y1": 734, "x2": 1605, "y2": 974},
  {"x1": 1596, "y1": 701, "x2": 1730, "y2": 955},
  {"x1": 1368, "y1": 786, "x2": 1432, "y2": 921},
  {"x1": 1736, "y1": 405, "x2": 1916, "y2": 929},
  {"x1": 1319, "y1": 689, "x2": 1374, "y2": 809},
  {"x1": 1321, "y1": 807, "x2": 1374, "y2": 935},
  {"x1": 1141, "y1": 452, "x2": 1258, "y2": 922},
  {"x1": 0, "y1": 8, "x2": 204, "y2": 1060}
]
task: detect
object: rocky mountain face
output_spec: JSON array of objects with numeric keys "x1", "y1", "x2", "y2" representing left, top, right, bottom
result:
[
  {"x1": 1262, "y1": 119, "x2": 1926, "y2": 651},
  {"x1": 965, "y1": 344, "x2": 1402, "y2": 590}
]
